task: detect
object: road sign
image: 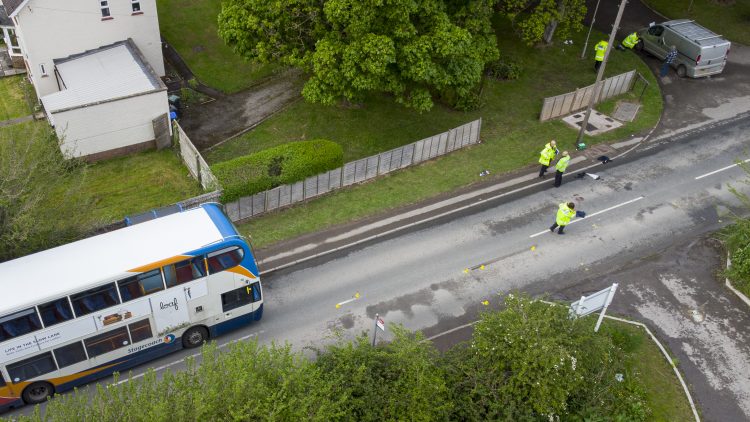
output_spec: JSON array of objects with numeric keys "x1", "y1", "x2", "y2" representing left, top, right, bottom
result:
[
  {"x1": 376, "y1": 316, "x2": 385, "y2": 332},
  {"x1": 570, "y1": 283, "x2": 618, "y2": 332}
]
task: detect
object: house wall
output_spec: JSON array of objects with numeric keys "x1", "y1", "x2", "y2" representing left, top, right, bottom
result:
[
  {"x1": 13, "y1": 0, "x2": 164, "y2": 98},
  {"x1": 52, "y1": 90, "x2": 169, "y2": 160}
]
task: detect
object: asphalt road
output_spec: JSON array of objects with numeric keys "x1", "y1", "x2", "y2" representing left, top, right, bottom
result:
[{"x1": 7, "y1": 110, "x2": 750, "y2": 421}]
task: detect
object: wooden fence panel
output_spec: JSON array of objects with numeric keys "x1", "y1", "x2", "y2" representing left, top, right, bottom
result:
[
  {"x1": 279, "y1": 184, "x2": 292, "y2": 207},
  {"x1": 539, "y1": 70, "x2": 637, "y2": 121},
  {"x1": 291, "y1": 181, "x2": 304, "y2": 202},
  {"x1": 329, "y1": 168, "x2": 342, "y2": 190},
  {"x1": 225, "y1": 118, "x2": 482, "y2": 221}
]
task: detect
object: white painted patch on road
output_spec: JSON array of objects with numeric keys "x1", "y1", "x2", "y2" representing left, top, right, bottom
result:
[
  {"x1": 530, "y1": 196, "x2": 645, "y2": 238},
  {"x1": 695, "y1": 158, "x2": 750, "y2": 180}
]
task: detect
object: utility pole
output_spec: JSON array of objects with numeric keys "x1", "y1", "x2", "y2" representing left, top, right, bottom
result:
[
  {"x1": 576, "y1": 0, "x2": 628, "y2": 146},
  {"x1": 581, "y1": 0, "x2": 603, "y2": 59}
]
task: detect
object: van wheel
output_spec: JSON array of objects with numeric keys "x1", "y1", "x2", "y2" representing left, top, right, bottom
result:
[
  {"x1": 677, "y1": 65, "x2": 687, "y2": 78},
  {"x1": 182, "y1": 326, "x2": 209, "y2": 348},
  {"x1": 22, "y1": 381, "x2": 54, "y2": 405}
]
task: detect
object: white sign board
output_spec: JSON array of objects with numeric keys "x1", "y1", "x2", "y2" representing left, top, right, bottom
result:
[
  {"x1": 570, "y1": 284, "x2": 618, "y2": 317},
  {"x1": 570, "y1": 283, "x2": 618, "y2": 332},
  {"x1": 376, "y1": 317, "x2": 385, "y2": 332}
]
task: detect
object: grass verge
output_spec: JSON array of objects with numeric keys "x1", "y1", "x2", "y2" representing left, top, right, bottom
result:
[
  {"x1": 0, "y1": 75, "x2": 33, "y2": 121},
  {"x1": 0, "y1": 120, "x2": 204, "y2": 228},
  {"x1": 601, "y1": 319, "x2": 695, "y2": 421},
  {"x1": 642, "y1": 0, "x2": 750, "y2": 46},
  {"x1": 231, "y1": 20, "x2": 663, "y2": 248},
  {"x1": 155, "y1": 0, "x2": 280, "y2": 94}
]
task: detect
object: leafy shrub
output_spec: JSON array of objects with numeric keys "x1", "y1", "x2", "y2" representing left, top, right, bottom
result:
[
  {"x1": 727, "y1": 245, "x2": 750, "y2": 295},
  {"x1": 212, "y1": 140, "x2": 343, "y2": 202},
  {"x1": 486, "y1": 59, "x2": 523, "y2": 80},
  {"x1": 718, "y1": 218, "x2": 750, "y2": 296}
]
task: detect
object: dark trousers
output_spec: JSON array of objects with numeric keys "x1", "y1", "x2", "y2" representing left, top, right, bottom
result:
[
  {"x1": 660, "y1": 62, "x2": 670, "y2": 77},
  {"x1": 539, "y1": 164, "x2": 549, "y2": 177},
  {"x1": 550, "y1": 223, "x2": 566, "y2": 234},
  {"x1": 594, "y1": 60, "x2": 602, "y2": 71},
  {"x1": 554, "y1": 170, "x2": 564, "y2": 187}
]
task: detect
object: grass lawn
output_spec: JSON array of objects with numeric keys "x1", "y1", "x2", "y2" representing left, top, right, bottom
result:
[
  {"x1": 0, "y1": 75, "x2": 32, "y2": 121},
  {"x1": 228, "y1": 19, "x2": 663, "y2": 248},
  {"x1": 601, "y1": 319, "x2": 695, "y2": 421},
  {"x1": 0, "y1": 120, "x2": 204, "y2": 228},
  {"x1": 643, "y1": 0, "x2": 750, "y2": 46},
  {"x1": 156, "y1": 0, "x2": 280, "y2": 93}
]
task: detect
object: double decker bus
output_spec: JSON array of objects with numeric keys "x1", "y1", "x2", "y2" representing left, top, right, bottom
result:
[{"x1": 0, "y1": 203, "x2": 262, "y2": 410}]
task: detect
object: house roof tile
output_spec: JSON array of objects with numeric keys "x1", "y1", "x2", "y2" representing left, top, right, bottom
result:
[{"x1": 1, "y1": 0, "x2": 26, "y2": 17}]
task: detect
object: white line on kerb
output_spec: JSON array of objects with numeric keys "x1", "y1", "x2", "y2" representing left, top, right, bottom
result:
[
  {"x1": 111, "y1": 330, "x2": 265, "y2": 386},
  {"x1": 695, "y1": 158, "x2": 750, "y2": 180},
  {"x1": 529, "y1": 196, "x2": 645, "y2": 238}
]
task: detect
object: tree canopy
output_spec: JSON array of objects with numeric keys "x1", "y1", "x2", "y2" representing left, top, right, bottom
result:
[
  {"x1": 219, "y1": 0, "x2": 499, "y2": 111},
  {"x1": 497, "y1": 0, "x2": 587, "y2": 45}
]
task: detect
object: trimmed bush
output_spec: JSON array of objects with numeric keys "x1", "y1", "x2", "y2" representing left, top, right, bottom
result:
[
  {"x1": 212, "y1": 140, "x2": 343, "y2": 202},
  {"x1": 486, "y1": 59, "x2": 523, "y2": 80}
]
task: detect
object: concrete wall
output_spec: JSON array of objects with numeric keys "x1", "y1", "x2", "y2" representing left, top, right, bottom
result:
[
  {"x1": 14, "y1": 0, "x2": 164, "y2": 98},
  {"x1": 53, "y1": 90, "x2": 169, "y2": 159}
]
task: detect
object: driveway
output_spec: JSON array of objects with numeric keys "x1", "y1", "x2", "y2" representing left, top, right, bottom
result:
[{"x1": 584, "y1": 0, "x2": 750, "y2": 139}]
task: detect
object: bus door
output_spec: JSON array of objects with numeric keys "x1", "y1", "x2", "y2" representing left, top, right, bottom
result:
[{"x1": 149, "y1": 290, "x2": 190, "y2": 336}]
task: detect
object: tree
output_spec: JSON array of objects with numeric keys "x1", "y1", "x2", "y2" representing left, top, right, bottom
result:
[
  {"x1": 219, "y1": 0, "x2": 499, "y2": 112},
  {"x1": 442, "y1": 294, "x2": 649, "y2": 421},
  {"x1": 314, "y1": 327, "x2": 452, "y2": 421},
  {"x1": 0, "y1": 124, "x2": 92, "y2": 262},
  {"x1": 497, "y1": 0, "x2": 587, "y2": 45}
]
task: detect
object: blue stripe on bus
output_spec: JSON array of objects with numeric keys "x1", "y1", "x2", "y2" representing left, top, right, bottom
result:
[
  {"x1": 201, "y1": 203, "x2": 239, "y2": 239},
  {"x1": 209, "y1": 303, "x2": 263, "y2": 338}
]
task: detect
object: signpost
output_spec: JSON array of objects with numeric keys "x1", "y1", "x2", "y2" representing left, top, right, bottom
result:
[
  {"x1": 570, "y1": 283, "x2": 619, "y2": 332},
  {"x1": 372, "y1": 313, "x2": 385, "y2": 346}
]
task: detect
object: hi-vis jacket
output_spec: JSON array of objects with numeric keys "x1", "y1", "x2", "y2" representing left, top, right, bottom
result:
[
  {"x1": 621, "y1": 32, "x2": 639, "y2": 49},
  {"x1": 555, "y1": 155, "x2": 571, "y2": 172},
  {"x1": 595, "y1": 40, "x2": 608, "y2": 61},
  {"x1": 556, "y1": 203, "x2": 575, "y2": 226},
  {"x1": 538, "y1": 143, "x2": 557, "y2": 166}
]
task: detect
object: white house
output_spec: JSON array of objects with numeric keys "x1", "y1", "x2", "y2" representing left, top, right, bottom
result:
[{"x1": 2, "y1": 0, "x2": 170, "y2": 160}]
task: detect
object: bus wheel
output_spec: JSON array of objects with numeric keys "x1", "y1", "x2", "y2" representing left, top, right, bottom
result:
[
  {"x1": 677, "y1": 65, "x2": 687, "y2": 78},
  {"x1": 182, "y1": 326, "x2": 209, "y2": 348},
  {"x1": 22, "y1": 381, "x2": 54, "y2": 404}
]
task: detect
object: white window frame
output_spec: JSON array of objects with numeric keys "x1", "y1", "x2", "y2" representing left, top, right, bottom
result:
[{"x1": 100, "y1": 0, "x2": 111, "y2": 18}]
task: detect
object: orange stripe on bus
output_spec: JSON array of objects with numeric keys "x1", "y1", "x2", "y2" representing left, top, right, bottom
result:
[
  {"x1": 227, "y1": 266, "x2": 257, "y2": 279},
  {"x1": 128, "y1": 255, "x2": 192, "y2": 273},
  {"x1": 5, "y1": 362, "x2": 120, "y2": 396}
]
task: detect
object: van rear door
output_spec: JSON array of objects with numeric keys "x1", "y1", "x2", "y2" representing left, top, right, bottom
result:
[{"x1": 699, "y1": 41, "x2": 730, "y2": 66}]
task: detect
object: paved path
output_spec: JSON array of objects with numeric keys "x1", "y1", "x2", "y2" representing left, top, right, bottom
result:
[{"x1": 0, "y1": 114, "x2": 33, "y2": 127}]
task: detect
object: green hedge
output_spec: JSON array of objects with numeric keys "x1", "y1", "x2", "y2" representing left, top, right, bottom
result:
[{"x1": 212, "y1": 140, "x2": 344, "y2": 202}]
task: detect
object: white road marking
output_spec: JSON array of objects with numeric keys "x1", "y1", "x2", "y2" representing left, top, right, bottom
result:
[
  {"x1": 111, "y1": 330, "x2": 265, "y2": 386},
  {"x1": 530, "y1": 196, "x2": 645, "y2": 238},
  {"x1": 694, "y1": 158, "x2": 750, "y2": 180}
]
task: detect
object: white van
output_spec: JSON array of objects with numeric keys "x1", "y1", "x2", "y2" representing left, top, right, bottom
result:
[{"x1": 637, "y1": 20, "x2": 730, "y2": 78}]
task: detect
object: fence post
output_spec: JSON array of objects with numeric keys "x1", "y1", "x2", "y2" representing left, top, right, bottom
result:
[{"x1": 195, "y1": 155, "x2": 203, "y2": 187}]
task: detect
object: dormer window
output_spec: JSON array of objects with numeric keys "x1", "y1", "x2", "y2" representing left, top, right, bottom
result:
[
  {"x1": 131, "y1": 1, "x2": 141, "y2": 13},
  {"x1": 100, "y1": 1, "x2": 111, "y2": 18}
]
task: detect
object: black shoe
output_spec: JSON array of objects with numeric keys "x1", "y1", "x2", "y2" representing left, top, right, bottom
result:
[{"x1": 558, "y1": 231, "x2": 565, "y2": 235}]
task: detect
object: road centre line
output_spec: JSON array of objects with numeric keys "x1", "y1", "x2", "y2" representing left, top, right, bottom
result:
[
  {"x1": 112, "y1": 330, "x2": 264, "y2": 386},
  {"x1": 694, "y1": 158, "x2": 750, "y2": 180},
  {"x1": 529, "y1": 196, "x2": 645, "y2": 238}
]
